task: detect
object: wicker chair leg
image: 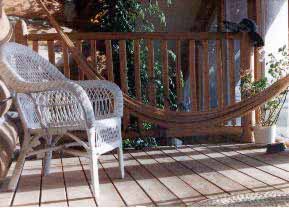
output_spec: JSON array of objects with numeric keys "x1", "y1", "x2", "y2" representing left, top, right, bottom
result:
[
  {"x1": 88, "y1": 129, "x2": 100, "y2": 199},
  {"x1": 43, "y1": 135, "x2": 53, "y2": 176},
  {"x1": 8, "y1": 134, "x2": 31, "y2": 191},
  {"x1": 117, "y1": 142, "x2": 124, "y2": 179}
]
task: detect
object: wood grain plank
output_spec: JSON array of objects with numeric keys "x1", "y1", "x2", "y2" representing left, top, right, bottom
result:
[
  {"x1": 147, "y1": 40, "x2": 156, "y2": 105},
  {"x1": 0, "y1": 161, "x2": 16, "y2": 207},
  {"x1": 79, "y1": 157, "x2": 125, "y2": 207},
  {"x1": 160, "y1": 148, "x2": 227, "y2": 199},
  {"x1": 41, "y1": 158, "x2": 67, "y2": 206},
  {"x1": 12, "y1": 160, "x2": 42, "y2": 207},
  {"x1": 243, "y1": 146, "x2": 289, "y2": 173},
  {"x1": 105, "y1": 40, "x2": 114, "y2": 82},
  {"x1": 61, "y1": 157, "x2": 96, "y2": 207},
  {"x1": 203, "y1": 144, "x2": 288, "y2": 192},
  {"x1": 202, "y1": 40, "x2": 210, "y2": 111},
  {"x1": 121, "y1": 152, "x2": 185, "y2": 206},
  {"x1": 99, "y1": 154, "x2": 153, "y2": 206},
  {"x1": 224, "y1": 146, "x2": 289, "y2": 183},
  {"x1": 47, "y1": 40, "x2": 55, "y2": 65},
  {"x1": 191, "y1": 146, "x2": 275, "y2": 192},
  {"x1": 174, "y1": 147, "x2": 250, "y2": 195},
  {"x1": 130, "y1": 150, "x2": 198, "y2": 206},
  {"x1": 189, "y1": 40, "x2": 198, "y2": 111},
  {"x1": 161, "y1": 40, "x2": 170, "y2": 109},
  {"x1": 213, "y1": 144, "x2": 289, "y2": 192}
]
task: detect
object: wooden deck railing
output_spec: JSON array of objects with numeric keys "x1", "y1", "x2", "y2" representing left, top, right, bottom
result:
[{"x1": 14, "y1": 20, "x2": 255, "y2": 140}]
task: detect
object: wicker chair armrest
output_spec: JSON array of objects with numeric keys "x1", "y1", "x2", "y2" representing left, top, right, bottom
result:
[
  {"x1": 75, "y1": 80, "x2": 123, "y2": 119},
  {"x1": 13, "y1": 80, "x2": 96, "y2": 128}
]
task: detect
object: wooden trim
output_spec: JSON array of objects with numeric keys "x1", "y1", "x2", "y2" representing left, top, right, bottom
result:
[
  {"x1": 202, "y1": 40, "x2": 210, "y2": 111},
  {"x1": 228, "y1": 40, "x2": 236, "y2": 125},
  {"x1": 134, "y1": 40, "x2": 141, "y2": 101},
  {"x1": 32, "y1": 41, "x2": 39, "y2": 52},
  {"x1": 240, "y1": 33, "x2": 254, "y2": 142},
  {"x1": 27, "y1": 32, "x2": 242, "y2": 41},
  {"x1": 62, "y1": 41, "x2": 70, "y2": 78},
  {"x1": 76, "y1": 40, "x2": 84, "y2": 80},
  {"x1": 161, "y1": 40, "x2": 169, "y2": 109},
  {"x1": 176, "y1": 40, "x2": 183, "y2": 109},
  {"x1": 119, "y1": 40, "x2": 128, "y2": 93},
  {"x1": 189, "y1": 40, "x2": 198, "y2": 111},
  {"x1": 147, "y1": 40, "x2": 156, "y2": 106},
  {"x1": 14, "y1": 20, "x2": 28, "y2": 46},
  {"x1": 90, "y1": 40, "x2": 96, "y2": 68},
  {"x1": 105, "y1": 40, "x2": 114, "y2": 82},
  {"x1": 216, "y1": 40, "x2": 223, "y2": 110},
  {"x1": 47, "y1": 40, "x2": 55, "y2": 65}
]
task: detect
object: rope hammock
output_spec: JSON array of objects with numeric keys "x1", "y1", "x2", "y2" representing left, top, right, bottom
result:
[{"x1": 34, "y1": 0, "x2": 289, "y2": 129}]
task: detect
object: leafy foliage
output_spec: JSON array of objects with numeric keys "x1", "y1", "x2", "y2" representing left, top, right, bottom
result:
[{"x1": 241, "y1": 46, "x2": 289, "y2": 126}]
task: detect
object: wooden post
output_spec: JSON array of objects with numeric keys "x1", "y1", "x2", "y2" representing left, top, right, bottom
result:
[
  {"x1": 241, "y1": 33, "x2": 254, "y2": 143},
  {"x1": 248, "y1": 0, "x2": 264, "y2": 125},
  {"x1": 14, "y1": 20, "x2": 28, "y2": 46}
]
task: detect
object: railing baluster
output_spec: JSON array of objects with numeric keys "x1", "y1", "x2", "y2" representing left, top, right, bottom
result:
[
  {"x1": 32, "y1": 41, "x2": 39, "y2": 52},
  {"x1": 216, "y1": 40, "x2": 223, "y2": 110},
  {"x1": 105, "y1": 40, "x2": 114, "y2": 81},
  {"x1": 119, "y1": 40, "x2": 129, "y2": 131},
  {"x1": 47, "y1": 40, "x2": 55, "y2": 65},
  {"x1": 62, "y1": 41, "x2": 70, "y2": 78},
  {"x1": 119, "y1": 40, "x2": 128, "y2": 93},
  {"x1": 76, "y1": 40, "x2": 84, "y2": 80},
  {"x1": 241, "y1": 33, "x2": 253, "y2": 142},
  {"x1": 134, "y1": 39, "x2": 141, "y2": 101},
  {"x1": 228, "y1": 39, "x2": 236, "y2": 125},
  {"x1": 90, "y1": 40, "x2": 96, "y2": 68},
  {"x1": 176, "y1": 40, "x2": 183, "y2": 110},
  {"x1": 189, "y1": 40, "x2": 197, "y2": 111},
  {"x1": 203, "y1": 40, "x2": 210, "y2": 111},
  {"x1": 147, "y1": 40, "x2": 156, "y2": 105},
  {"x1": 161, "y1": 40, "x2": 169, "y2": 109}
]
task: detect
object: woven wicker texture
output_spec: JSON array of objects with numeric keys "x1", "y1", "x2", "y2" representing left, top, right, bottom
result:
[{"x1": 196, "y1": 191, "x2": 289, "y2": 207}]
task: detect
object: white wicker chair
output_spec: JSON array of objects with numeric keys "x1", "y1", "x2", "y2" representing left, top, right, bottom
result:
[{"x1": 0, "y1": 42, "x2": 124, "y2": 199}]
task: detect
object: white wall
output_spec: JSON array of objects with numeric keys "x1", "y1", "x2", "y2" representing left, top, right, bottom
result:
[{"x1": 263, "y1": 0, "x2": 289, "y2": 137}]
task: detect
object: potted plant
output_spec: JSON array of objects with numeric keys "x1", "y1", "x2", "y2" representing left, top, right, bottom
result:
[{"x1": 241, "y1": 46, "x2": 289, "y2": 144}]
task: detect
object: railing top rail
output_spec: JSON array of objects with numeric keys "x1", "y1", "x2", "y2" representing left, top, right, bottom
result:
[{"x1": 27, "y1": 32, "x2": 243, "y2": 41}]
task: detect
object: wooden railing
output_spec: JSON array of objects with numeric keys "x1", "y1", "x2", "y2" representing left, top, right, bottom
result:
[{"x1": 14, "y1": 20, "x2": 255, "y2": 140}]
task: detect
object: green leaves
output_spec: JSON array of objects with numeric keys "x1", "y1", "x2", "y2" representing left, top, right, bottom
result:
[{"x1": 241, "y1": 45, "x2": 289, "y2": 126}]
